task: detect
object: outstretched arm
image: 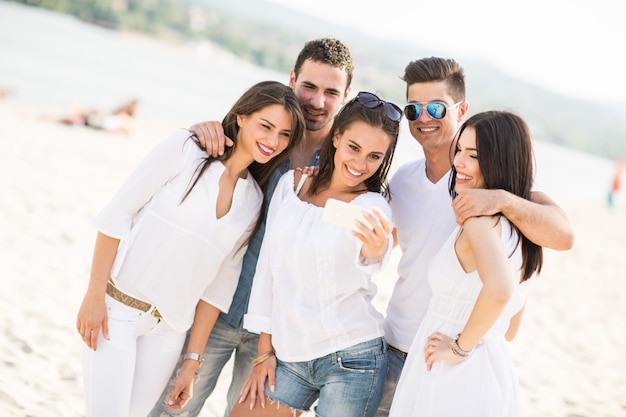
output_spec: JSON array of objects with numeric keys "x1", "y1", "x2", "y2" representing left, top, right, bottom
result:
[
  {"x1": 452, "y1": 189, "x2": 574, "y2": 250},
  {"x1": 356, "y1": 207, "x2": 394, "y2": 261}
]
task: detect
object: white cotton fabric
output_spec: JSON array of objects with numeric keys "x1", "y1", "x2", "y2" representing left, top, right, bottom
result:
[
  {"x1": 244, "y1": 170, "x2": 394, "y2": 362},
  {"x1": 389, "y1": 218, "x2": 528, "y2": 417},
  {"x1": 384, "y1": 159, "x2": 457, "y2": 352},
  {"x1": 384, "y1": 158, "x2": 540, "y2": 352},
  {"x1": 92, "y1": 129, "x2": 262, "y2": 332}
]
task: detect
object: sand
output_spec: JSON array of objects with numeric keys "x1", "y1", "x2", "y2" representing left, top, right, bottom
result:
[
  {"x1": 2, "y1": 97, "x2": 625, "y2": 417},
  {"x1": 1, "y1": 3, "x2": 626, "y2": 415}
]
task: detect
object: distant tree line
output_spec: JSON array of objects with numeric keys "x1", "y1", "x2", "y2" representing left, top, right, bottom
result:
[
  {"x1": 9, "y1": 0, "x2": 626, "y2": 160},
  {"x1": 9, "y1": 0, "x2": 299, "y2": 74}
]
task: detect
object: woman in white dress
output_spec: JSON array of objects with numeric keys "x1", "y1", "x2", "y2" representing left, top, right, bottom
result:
[
  {"x1": 229, "y1": 92, "x2": 402, "y2": 417},
  {"x1": 75, "y1": 81, "x2": 305, "y2": 417},
  {"x1": 389, "y1": 110, "x2": 544, "y2": 417}
]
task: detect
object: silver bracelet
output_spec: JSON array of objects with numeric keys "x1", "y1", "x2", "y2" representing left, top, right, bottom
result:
[{"x1": 451, "y1": 334, "x2": 471, "y2": 358}]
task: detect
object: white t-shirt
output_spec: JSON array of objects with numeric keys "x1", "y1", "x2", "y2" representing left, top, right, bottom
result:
[
  {"x1": 92, "y1": 129, "x2": 262, "y2": 332},
  {"x1": 245, "y1": 170, "x2": 394, "y2": 362},
  {"x1": 384, "y1": 159, "x2": 457, "y2": 351},
  {"x1": 385, "y1": 158, "x2": 540, "y2": 351}
]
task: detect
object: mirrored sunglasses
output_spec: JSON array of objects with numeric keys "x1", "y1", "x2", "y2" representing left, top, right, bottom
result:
[{"x1": 403, "y1": 101, "x2": 462, "y2": 121}]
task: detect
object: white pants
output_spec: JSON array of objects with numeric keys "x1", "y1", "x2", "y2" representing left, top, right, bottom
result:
[{"x1": 82, "y1": 295, "x2": 186, "y2": 417}]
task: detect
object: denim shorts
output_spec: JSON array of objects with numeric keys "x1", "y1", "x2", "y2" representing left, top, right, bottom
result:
[{"x1": 267, "y1": 337, "x2": 388, "y2": 417}]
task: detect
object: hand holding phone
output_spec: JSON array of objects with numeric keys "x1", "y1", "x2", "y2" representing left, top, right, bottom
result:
[{"x1": 322, "y1": 198, "x2": 369, "y2": 231}]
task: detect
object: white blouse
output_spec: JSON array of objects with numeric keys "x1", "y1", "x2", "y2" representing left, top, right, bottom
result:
[
  {"x1": 92, "y1": 129, "x2": 263, "y2": 332},
  {"x1": 245, "y1": 170, "x2": 394, "y2": 362}
]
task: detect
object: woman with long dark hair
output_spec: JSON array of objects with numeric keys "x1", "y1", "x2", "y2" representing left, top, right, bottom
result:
[
  {"x1": 230, "y1": 92, "x2": 401, "y2": 417},
  {"x1": 76, "y1": 81, "x2": 305, "y2": 417},
  {"x1": 389, "y1": 110, "x2": 543, "y2": 417}
]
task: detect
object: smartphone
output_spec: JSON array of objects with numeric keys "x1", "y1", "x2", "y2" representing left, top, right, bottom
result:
[{"x1": 322, "y1": 198, "x2": 369, "y2": 231}]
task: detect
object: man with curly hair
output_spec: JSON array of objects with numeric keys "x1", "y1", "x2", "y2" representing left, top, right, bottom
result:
[{"x1": 149, "y1": 37, "x2": 354, "y2": 417}]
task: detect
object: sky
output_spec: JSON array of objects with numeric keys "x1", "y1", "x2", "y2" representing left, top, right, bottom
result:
[{"x1": 267, "y1": 0, "x2": 625, "y2": 105}]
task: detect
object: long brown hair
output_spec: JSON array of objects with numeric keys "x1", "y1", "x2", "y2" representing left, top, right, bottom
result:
[
  {"x1": 449, "y1": 110, "x2": 543, "y2": 282},
  {"x1": 308, "y1": 95, "x2": 400, "y2": 198},
  {"x1": 183, "y1": 81, "x2": 305, "y2": 236}
]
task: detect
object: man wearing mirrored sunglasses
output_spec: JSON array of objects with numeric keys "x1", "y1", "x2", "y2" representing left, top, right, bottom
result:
[
  {"x1": 149, "y1": 37, "x2": 354, "y2": 417},
  {"x1": 376, "y1": 57, "x2": 575, "y2": 417}
]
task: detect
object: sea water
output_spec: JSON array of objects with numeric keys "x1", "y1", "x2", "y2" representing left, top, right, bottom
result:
[
  {"x1": 0, "y1": 1, "x2": 285, "y2": 126},
  {"x1": 0, "y1": 1, "x2": 620, "y2": 206}
]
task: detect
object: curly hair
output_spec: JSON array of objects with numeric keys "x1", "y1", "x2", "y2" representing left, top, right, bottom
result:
[{"x1": 293, "y1": 37, "x2": 354, "y2": 89}]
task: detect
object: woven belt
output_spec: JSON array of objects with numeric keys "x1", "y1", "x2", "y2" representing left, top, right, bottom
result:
[
  {"x1": 388, "y1": 344, "x2": 408, "y2": 359},
  {"x1": 106, "y1": 282, "x2": 162, "y2": 319}
]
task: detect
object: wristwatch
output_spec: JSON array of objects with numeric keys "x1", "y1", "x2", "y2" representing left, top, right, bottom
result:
[{"x1": 183, "y1": 352, "x2": 204, "y2": 367}]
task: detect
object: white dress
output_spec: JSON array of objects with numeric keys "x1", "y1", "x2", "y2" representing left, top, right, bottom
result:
[{"x1": 389, "y1": 218, "x2": 528, "y2": 417}]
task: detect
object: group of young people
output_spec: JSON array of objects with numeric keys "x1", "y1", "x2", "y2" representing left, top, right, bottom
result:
[{"x1": 77, "y1": 37, "x2": 574, "y2": 417}]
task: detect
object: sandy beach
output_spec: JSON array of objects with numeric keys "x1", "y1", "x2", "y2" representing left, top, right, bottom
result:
[
  {"x1": 2, "y1": 99, "x2": 626, "y2": 417},
  {"x1": 2, "y1": 3, "x2": 626, "y2": 417}
]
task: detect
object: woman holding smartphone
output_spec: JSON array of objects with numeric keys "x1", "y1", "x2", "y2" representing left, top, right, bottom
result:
[{"x1": 229, "y1": 92, "x2": 401, "y2": 417}]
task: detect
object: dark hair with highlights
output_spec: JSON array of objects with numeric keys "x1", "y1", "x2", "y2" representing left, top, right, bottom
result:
[
  {"x1": 183, "y1": 81, "x2": 305, "y2": 237},
  {"x1": 449, "y1": 110, "x2": 543, "y2": 282},
  {"x1": 308, "y1": 95, "x2": 400, "y2": 198}
]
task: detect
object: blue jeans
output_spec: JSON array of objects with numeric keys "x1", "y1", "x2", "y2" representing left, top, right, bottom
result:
[
  {"x1": 374, "y1": 346, "x2": 406, "y2": 417},
  {"x1": 148, "y1": 317, "x2": 258, "y2": 417},
  {"x1": 268, "y1": 338, "x2": 388, "y2": 417}
]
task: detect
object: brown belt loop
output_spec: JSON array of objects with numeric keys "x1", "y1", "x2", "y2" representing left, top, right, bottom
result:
[{"x1": 106, "y1": 281, "x2": 162, "y2": 319}]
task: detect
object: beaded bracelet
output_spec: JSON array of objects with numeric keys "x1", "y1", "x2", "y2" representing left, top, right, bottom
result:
[
  {"x1": 451, "y1": 334, "x2": 471, "y2": 358},
  {"x1": 251, "y1": 350, "x2": 275, "y2": 367}
]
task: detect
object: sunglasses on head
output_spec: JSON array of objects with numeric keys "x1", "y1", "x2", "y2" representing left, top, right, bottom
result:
[
  {"x1": 354, "y1": 91, "x2": 403, "y2": 122},
  {"x1": 403, "y1": 100, "x2": 462, "y2": 121}
]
